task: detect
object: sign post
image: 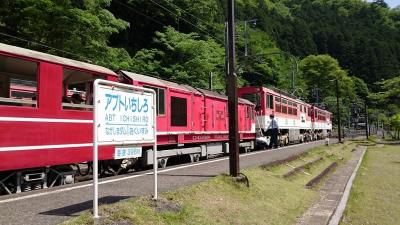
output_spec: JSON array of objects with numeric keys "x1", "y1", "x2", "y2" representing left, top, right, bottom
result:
[{"x1": 93, "y1": 79, "x2": 157, "y2": 218}]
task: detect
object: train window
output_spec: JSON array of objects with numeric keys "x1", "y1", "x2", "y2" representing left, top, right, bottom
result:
[
  {"x1": 246, "y1": 106, "x2": 251, "y2": 118},
  {"x1": 288, "y1": 107, "x2": 293, "y2": 114},
  {"x1": 143, "y1": 86, "x2": 165, "y2": 115},
  {"x1": 282, "y1": 99, "x2": 287, "y2": 104},
  {"x1": 275, "y1": 103, "x2": 281, "y2": 113},
  {"x1": 267, "y1": 95, "x2": 274, "y2": 109},
  {"x1": 0, "y1": 55, "x2": 38, "y2": 107},
  {"x1": 288, "y1": 101, "x2": 293, "y2": 106},
  {"x1": 242, "y1": 93, "x2": 261, "y2": 108},
  {"x1": 282, "y1": 105, "x2": 287, "y2": 114},
  {"x1": 275, "y1": 96, "x2": 280, "y2": 102},
  {"x1": 62, "y1": 68, "x2": 104, "y2": 110},
  {"x1": 171, "y1": 96, "x2": 187, "y2": 126}
]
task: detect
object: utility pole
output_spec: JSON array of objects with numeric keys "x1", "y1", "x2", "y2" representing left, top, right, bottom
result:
[
  {"x1": 224, "y1": 22, "x2": 229, "y2": 75},
  {"x1": 335, "y1": 79, "x2": 342, "y2": 143},
  {"x1": 365, "y1": 100, "x2": 369, "y2": 139},
  {"x1": 227, "y1": 0, "x2": 239, "y2": 177},
  {"x1": 243, "y1": 19, "x2": 256, "y2": 57},
  {"x1": 244, "y1": 21, "x2": 248, "y2": 57},
  {"x1": 209, "y1": 72, "x2": 213, "y2": 90},
  {"x1": 291, "y1": 63, "x2": 295, "y2": 94}
]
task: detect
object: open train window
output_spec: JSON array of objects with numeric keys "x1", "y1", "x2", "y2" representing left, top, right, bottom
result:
[
  {"x1": 0, "y1": 55, "x2": 38, "y2": 107},
  {"x1": 143, "y1": 85, "x2": 165, "y2": 115},
  {"x1": 266, "y1": 94, "x2": 274, "y2": 109},
  {"x1": 62, "y1": 68, "x2": 104, "y2": 111},
  {"x1": 171, "y1": 96, "x2": 187, "y2": 126}
]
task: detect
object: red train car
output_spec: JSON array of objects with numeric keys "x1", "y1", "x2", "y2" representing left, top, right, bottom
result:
[
  {"x1": 0, "y1": 43, "x2": 118, "y2": 194},
  {"x1": 0, "y1": 43, "x2": 256, "y2": 195},
  {"x1": 119, "y1": 71, "x2": 256, "y2": 167},
  {"x1": 238, "y1": 86, "x2": 332, "y2": 146}
]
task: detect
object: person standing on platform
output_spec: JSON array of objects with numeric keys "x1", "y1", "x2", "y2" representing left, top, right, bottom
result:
[{"x1": 268, "y1": 114, "x2": 279, "y2": 148}]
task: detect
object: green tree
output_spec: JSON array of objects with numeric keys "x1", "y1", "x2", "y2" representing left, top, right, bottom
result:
[
  {"x1": 131, "y1": 27, "x2": 225, "y2": 89},
  {"x1": 369, "y1": 76, "x2": 400, "y2": 114},
  {"x1": 299, "y1": 54, "x2": 356, "y2": 124},
  {"x1": 0, "y1": 0, "x2": 130, "y2": 69}
]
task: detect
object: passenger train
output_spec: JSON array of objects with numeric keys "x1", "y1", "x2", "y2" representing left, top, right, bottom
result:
[{"x1": 0, "y1": 43, "x2": 331, "y2": 195}]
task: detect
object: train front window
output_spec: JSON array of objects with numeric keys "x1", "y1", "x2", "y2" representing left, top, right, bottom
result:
[
  {"x1": 62, "y1": 68, "x2": 104, "y2": 111},
  {"x1": 241, "y1": 93, "x2": 261, "y2": 109},
  {"x1": 0, "y1": 55, "x2": 38, "y2": 107}
]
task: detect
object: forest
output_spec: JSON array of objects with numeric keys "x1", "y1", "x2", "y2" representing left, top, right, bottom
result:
[{"x1": 0, "y1": 0, "x2": 399, "y2": 137}]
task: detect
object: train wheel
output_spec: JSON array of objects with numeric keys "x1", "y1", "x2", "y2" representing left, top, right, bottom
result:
[{"x1": 158, "y1": 158, "x2": 168, "y2": 168}]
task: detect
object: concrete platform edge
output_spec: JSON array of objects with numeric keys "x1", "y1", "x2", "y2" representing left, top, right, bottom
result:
[{"x1": 328, "y1": 146, "x2": 367, "y2": 225}]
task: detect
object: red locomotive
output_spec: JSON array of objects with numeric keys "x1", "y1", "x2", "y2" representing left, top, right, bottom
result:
[
  {"x1": 238, "y1": 86, "x2": 332, "y2": 146},
  {"x1": 0, "y1": 43, "x2": 255, "y2": 194}
]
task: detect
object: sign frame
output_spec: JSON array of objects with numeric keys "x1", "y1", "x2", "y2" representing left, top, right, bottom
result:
[{"x1": 92, "y1": 79, "x2": 158, "y2": 219}]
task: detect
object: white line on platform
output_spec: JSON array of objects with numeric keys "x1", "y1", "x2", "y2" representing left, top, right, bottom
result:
[{"x1": 0, "y1": 141, "x2": 324, "y2": 204}]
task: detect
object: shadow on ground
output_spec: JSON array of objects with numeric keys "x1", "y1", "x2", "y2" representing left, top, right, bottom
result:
[{"x1": 39, "y1": 196, "x2": 131, "y2": 216}]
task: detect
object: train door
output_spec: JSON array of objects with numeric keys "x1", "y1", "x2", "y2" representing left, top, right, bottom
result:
[{"x1": 200, "y1": 94, "x2": 206, "y2": 131}]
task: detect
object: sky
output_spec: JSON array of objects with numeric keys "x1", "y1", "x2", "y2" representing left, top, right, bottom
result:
[{"x1": 367, "y1": 0, "x2": 400, "y2": 8}]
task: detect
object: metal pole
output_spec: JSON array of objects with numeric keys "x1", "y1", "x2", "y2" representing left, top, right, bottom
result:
[
  {"x1": 244, "y1": 21, "x2": 248, "y2": 57},
  {"x1": 153, "y1": 92, "x2": 158, "y2": 199},
  {"x1": 224, "y1": 22, "x2": 229, "y2": 74},
  {"x1": 227, "y1": 0, "x2": 239, "y2": 177},
  {"x1": 209, "y1": 72, "x2": 213, "y2": 90},
  {"x1": 336, "y1": 79, "x2": 342, "y2": 143},
  {"x1": 93, "y1": 81, "x2": 99, "y2": 219},
  {"x1": 291, "y1": 62, "x2": 295, "y2": 93},
  {"x1": 365, "y1": 101, "x2": 369, "y2": 139}
]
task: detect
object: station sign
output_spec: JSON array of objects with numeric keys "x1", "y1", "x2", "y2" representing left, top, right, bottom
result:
[
  {"x1": 96, "y1": 85, "x2": 155, "y2": 143},
  {"x1": 92, "y1": 80, "x2": 158, "y2": 219}
]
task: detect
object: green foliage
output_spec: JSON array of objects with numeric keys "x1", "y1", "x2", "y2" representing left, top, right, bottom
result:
[
  {"x1": 299, "y1": 55, "x2": 359, "y2": 123},
  {"x1": 131, "y1": 27, "x2": 225, "y2": 90},
  {"x1": 299, "y1": 55, "x2": 355, "y2": 99},
  {"x1": 0, "y1": 0, "x2": 398, "y2": 125},
  {"x1": 369, "y1": 76, "x2": 400, "y2": 114},
  {"x1": 389, "y1": 114, "x2": 400, "y2": 139},
  {"x1": 0, "y1": 0, "x2": 130, "y2": 69}
]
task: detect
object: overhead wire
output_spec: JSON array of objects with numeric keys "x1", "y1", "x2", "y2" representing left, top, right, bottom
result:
[
  {"x1": 158, "y1": 0, "x2": 253, "y2": 58},
  {"x1": 0, "y1": 32, "x2": 87, "y2": 61},
  {"x1": 161, "y1": 0, "x2": 222, "y2": 33},
  {"x1": 147, "y1": 0, "x2": 225, "y2": 45},
  {"x1": 113, "y1": 0, "x2": 165, "y2": 27}
]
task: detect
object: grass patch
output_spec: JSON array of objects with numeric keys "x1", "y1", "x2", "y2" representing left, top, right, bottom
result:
[
  {"x1": 61, "y1": 141, "x2": 358, "y2": 225},
  {"x1": 341, "y1": 145, "x2": 400, "y2": 225}
]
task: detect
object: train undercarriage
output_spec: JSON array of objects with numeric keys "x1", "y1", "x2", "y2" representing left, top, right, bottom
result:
[
  {"x1": 258, "y1": 128, "x2": 331, "y2": 148},
  {"x1": 0, "y1": 140, "x2": 254, "y2": 195}
]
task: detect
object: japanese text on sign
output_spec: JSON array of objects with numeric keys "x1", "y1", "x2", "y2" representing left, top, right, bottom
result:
[{"x1": 96, "y1": 86, "x2": 155, "y2": 143}]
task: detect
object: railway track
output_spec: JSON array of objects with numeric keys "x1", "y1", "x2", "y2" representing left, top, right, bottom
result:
[{"x1": 0, "y1": 139, "x2": 327, "y2": 198}]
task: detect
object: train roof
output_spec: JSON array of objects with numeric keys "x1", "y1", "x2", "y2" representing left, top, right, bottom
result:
[
  {"x1": 0, "y1": 43, "x2": 116, "y2": 76},
  {"x1": 120, "y1": 70, "x2": 200, "y2": 93},
  {"x1": 240, "y1": 86, "x2": 312, "y2": 106},
  {"x1": 120, "y1": 70, "x2": 254, "y2": 105}
]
